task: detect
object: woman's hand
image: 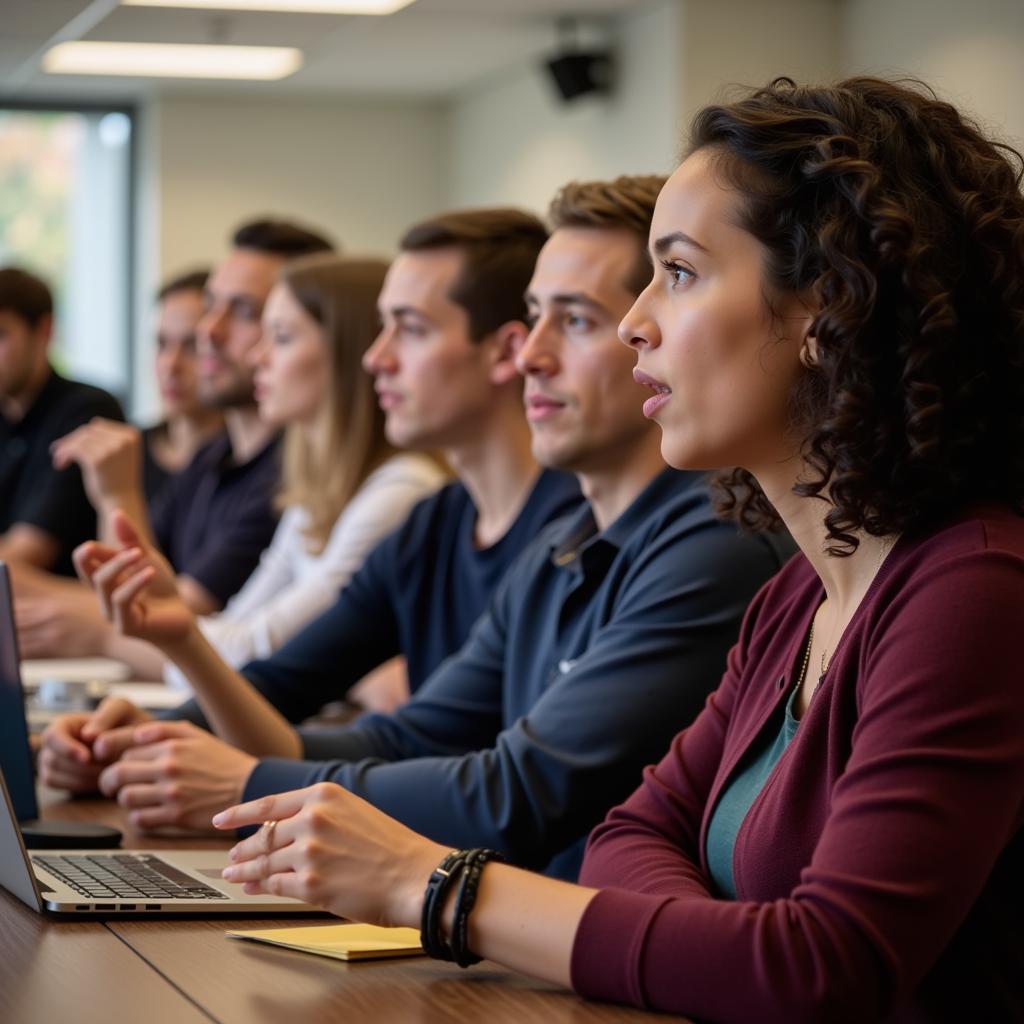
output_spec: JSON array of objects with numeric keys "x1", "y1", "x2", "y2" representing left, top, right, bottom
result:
[
  {"x1": 73, "y1": 510, "x2": 195, "y2": 650},
  {"x1": 213, "y1": 783, "x2": 448, "y2": 927}
]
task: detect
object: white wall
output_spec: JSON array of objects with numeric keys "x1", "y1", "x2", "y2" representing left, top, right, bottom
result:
[
  {"x1": 445, "y1": 1, "x2": 683, "y2": 215},
  {"x1": 679, "y1": 0, "x2": 842, "y2": 125},
  {"x1": 154, "y1": 93, "x2": 448, "y2": 276},
  {"x1": 842, "y1": 0, "x2": 1024, "y2": 148},
  {"x1": 131, "y1": 92, "x2": 447, "y2": 417}
]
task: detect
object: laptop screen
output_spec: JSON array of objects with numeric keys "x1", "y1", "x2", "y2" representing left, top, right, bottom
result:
[{"x1": 0, "y1": 564, "x2": 40, "y2": 822}]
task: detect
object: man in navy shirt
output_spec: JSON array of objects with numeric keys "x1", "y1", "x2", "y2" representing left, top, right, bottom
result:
[
  {"x1": 47, "y1": 181, "x2": 791, "y2": 880},
  {"x1": 40, "y1": 207, "x2": 578, "y2": 788}
]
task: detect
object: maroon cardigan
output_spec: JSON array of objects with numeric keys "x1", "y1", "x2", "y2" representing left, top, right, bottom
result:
[{"x1": 572, "y1": 506, "x2": 1024, "y2": 1023}]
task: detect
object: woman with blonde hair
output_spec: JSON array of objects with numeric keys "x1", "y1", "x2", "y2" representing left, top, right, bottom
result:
[{"x1": 170, "y1": 253, "x2": 447, "y2": 679}]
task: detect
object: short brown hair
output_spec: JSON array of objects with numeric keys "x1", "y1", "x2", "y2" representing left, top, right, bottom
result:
[
  {"x1": 548, "y1": 175, "x2": 666, "y2": 295},
  {"x1": 0, "y1": 266, "x2": 53, "y2": 328},
  {"x1": 232, "y1": 218, "x2": 336, "y2": 259},
  {"x1": 157, "y1": 268, "x2": 209, "y2": 302},
  {"x1": 400, "y1": 208, "x2": 548, "y2": 342}
]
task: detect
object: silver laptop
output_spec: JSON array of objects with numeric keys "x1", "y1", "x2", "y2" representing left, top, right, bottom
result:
[
  {"x1": 0, "y1": 761, "x2": 321, "y2": 915},
  {"x1": 0, "y1": 562, "x2": 318, "y2": 916}
]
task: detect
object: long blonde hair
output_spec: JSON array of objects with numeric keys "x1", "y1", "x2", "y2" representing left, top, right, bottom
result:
[{"x1": 275, "y1": 254, "x2": 394, "y2": 553}]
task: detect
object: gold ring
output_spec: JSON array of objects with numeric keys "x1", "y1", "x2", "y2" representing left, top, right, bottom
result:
[{"x1": 262, "y1": 819, "x2": 278, "y2": 847}]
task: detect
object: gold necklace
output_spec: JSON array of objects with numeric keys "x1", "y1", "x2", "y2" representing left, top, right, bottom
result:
[
  {"x1": 818, "y1": 532, "x2": 900, "y2": 681},
  {"x1": 796, "y1": 621, "x2": 815, "y2": 689}
]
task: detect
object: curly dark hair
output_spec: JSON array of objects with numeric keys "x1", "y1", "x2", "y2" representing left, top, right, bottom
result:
[{"x1": 690, "y1": 76, "x2": 1024, "y2": 553}]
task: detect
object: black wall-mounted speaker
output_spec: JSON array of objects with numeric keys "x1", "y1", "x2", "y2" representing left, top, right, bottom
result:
[{"x1": 545, "y1": 50, "x2": 614, "y2": 102}]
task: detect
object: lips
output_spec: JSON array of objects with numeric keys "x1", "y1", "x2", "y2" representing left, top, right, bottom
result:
[
  {"x1": 524, "y1": 390, "x2": 566, "y2": 423},
  {"x1": 375, "y1": 389, "x2": 403, "y2": 411},
  {"x1": 632, "y1": 368, "x2": 672, "y2": 418}
]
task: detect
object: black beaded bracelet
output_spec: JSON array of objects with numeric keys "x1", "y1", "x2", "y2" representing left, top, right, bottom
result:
[{"x1": 450, "y1": 848, "x2": 505, "y2": 968}]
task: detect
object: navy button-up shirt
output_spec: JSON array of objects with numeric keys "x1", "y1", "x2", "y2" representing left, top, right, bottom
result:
[{"x1": 245, "y1": 468, "x2": 793, "y2": 879}]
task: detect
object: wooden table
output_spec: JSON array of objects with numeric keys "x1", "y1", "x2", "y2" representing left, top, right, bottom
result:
[{"x1": 0, "y1": 794, "x2": 684, "y2": 1024}]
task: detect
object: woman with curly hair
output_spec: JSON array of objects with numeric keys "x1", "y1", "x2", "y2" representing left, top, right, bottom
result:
[{"x1": 213, "y1": 77, "x2": 1024, "y2": 1022}]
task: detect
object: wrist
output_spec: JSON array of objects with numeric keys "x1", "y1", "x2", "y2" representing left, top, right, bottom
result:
[
  {"x1": 162, "y1": 618, "x2": 205, "y2": 663},
  {"x1": 394, "y1": 839, "x2": 449, "y2": 929}
]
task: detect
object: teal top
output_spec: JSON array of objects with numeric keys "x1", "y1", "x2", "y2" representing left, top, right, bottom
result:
[{"x1": 706, "y1": 684, "x2": 802, "y2": 898}]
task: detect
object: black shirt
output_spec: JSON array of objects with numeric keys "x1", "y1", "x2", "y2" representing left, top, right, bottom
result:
[
  {"x1": 0, "y1": 369, "x2": 123, "y2": 575},
  {"x1": 149, "y1": 431, "x2": 281, "y2": 607},
  {"x1": 141, "y1": 423, "x2": 174, "y2": 507}
]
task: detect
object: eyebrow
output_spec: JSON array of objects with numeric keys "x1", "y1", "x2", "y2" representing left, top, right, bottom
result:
[
  {"x1": 653, "y1": 231, "x2": 709, "y2": 257},
  {"x1": 525, "y1": 291, "x2": 605, "y2": 311},
  {"x1": 387, "y1": 305, "x2": 432, "y2": 322},
  {"x1": 205, "y1": 288, "x2": 264, "y2": 308}
]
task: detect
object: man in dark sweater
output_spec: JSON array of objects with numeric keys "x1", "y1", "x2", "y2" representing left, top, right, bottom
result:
[
  {"x1": 45, "y1": 183, "x2": 791, "y2": 880},
  {"x1": 0, "y1": 266, "x2": 123, "y2": 576}
]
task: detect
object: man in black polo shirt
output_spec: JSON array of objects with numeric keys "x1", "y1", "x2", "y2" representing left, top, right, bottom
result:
[
  {"x1": 52, "y1": 219, "x2": 335, "y2": 622},
  {"x1": 0, "y1": 267, "x2": 123, "y2": 575}
]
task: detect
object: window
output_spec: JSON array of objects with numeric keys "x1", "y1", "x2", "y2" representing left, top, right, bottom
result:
[{"x1": 0, "y1": 105, "x2": 134, "y2": 403}]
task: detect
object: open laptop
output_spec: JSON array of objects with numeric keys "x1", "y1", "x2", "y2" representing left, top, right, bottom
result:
[{"x1": 0, "y1": 562, "x2": 318, "y2": 916}]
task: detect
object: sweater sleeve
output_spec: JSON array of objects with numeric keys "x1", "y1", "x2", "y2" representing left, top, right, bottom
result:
[
  {"x1": 571, "y1": 549, "x2": 1024, "y2": 1023},
  {"x1": 245, "y1": 523, "x2": 765, "y2": 871}
]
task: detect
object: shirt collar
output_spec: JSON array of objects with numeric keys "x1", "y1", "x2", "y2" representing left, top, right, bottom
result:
[{"x1": 549, "y1": 467, "x2": 701, "y2": 568}]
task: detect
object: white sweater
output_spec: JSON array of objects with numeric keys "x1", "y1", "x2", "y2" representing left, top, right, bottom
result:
[{"x1": 165, "y1": 452, "x2": 446, "y2": 689}]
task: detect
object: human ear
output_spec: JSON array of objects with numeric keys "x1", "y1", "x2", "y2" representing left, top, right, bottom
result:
[
  {"x1": 799, "y1": 334, "x2": 819, "y2": 368},
  {"x1": 488, "y1": 320, "x2": 528, "y2": 385}
]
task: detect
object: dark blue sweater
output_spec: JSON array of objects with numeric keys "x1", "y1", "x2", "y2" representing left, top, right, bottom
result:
[
  {"x1": 170, "y1": 468, "x2": 581, "y2": 727},
  {"x1": 244, "y1": 469, "x2": 794, "y2": 879}
]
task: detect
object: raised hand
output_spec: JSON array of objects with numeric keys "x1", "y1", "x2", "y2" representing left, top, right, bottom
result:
[
  {"x1": 73, "y1": 510, "x2": 194, "y2": 649},
  {"x1": 51, "y1": 418, "x2": 143, "y2": 515}
]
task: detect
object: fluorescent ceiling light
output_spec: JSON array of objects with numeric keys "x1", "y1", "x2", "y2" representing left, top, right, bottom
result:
[
  {"x1": 121, "y1": 0, "x2": 416, "y2": 12},
  {"x1": 42, "y1": 41, "x2": 303, "y2": 79}
]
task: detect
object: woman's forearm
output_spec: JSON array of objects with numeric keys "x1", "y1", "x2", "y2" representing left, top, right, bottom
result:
[
  {"x1": 438, "y1": 862, "x2": 598, "y2": 989},
  {"x1": 164, "y1": 625, "x2": 302, "y2": 758}
]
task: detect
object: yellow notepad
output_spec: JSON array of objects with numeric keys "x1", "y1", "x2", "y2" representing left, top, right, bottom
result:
[{"x1": 227, "y1": 923, "x2": 424, "y2": 962}]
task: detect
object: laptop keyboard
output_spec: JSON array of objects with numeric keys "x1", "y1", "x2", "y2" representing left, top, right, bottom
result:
[{"x1": 32, "y1": 853, "x2": 230, "y2": 901}]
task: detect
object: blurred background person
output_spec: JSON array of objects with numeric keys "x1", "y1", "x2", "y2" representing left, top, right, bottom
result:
[
  {"x1": 0, "y1": 265, "x2": 123, "y2": 576},
  {"x1": 13, "y1": 267, "x2": 222, "y2": 658},
  {"x1": 15, "y1": 219, "x2": 335, "y2": 661},
  {"x1": 141, "y1": 268, "x2": 225, "y2": 505}
]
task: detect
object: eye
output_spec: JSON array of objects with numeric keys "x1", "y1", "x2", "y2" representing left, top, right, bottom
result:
[
  {"x1": 564, "y1": 312, "x2": 594, "y2": 332},
  {"x1": 523, "y1": 312, "x2": 539, "y2": 329},
  {"x1": 660, "y1": 259, "x2": 696, "y2": 288}
]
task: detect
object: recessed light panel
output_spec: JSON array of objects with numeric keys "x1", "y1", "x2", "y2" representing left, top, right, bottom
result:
[
  {"x1": 121, "y1": 0, "x2": 416, "y2": 13},
  {"x1": 42, "y1": 42, "x2": 304, "y2": 80}
]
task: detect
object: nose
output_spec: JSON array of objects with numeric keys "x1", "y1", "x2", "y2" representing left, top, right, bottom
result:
[
  {"x1": 247, "y1": 333, "x2": 270, "y2": 370},
  {"x1": 163, "y1": 343, "x2": 186, "y2": 376},
  {"x1": 363, "y1": 326, "x2": 398, "y2": 375},
  {"x1": 197, "y1": 304, "x2": 229, "y2": 352},
  {"x1": 514, "y1": 316, "x2": 560, "y2": 378},
  {"x1": 618, "y1": 284, "x2": 661, "y2": 352}
]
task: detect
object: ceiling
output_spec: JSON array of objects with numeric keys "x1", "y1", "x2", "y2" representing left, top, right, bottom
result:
[{"x1": 0, "y1": 0, "x2": 658, "y2": 102}]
